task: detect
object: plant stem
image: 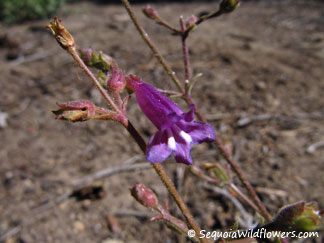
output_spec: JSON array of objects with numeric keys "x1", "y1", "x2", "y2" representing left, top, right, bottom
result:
[
  {"x1": 183, "y1": 10, "x2": 223, "y2": 37},
  {"x1": 214, "y1": 137, "x2": 272, "y2": 221},
  {"x1": 180, "y1": 17, "x2": 191, "y2": 93},
  {"x1": 125, "y1": 121, "x2": 208, "y2": 243},
  {"x1": 122, "y1": 0, "x2": 272, "y2": 222},
  {"x1": 68, "y1": 46, "x2": 121, "y2": 114},
  {"x1": 196, "y1": 10, "x2": 223, "y2": 26},
  {"x1": 229, "y1": 183, "x2": 261, "y2": 216},
  {"x1": 121, "y1": 0, "x2": 184, "y2": 94},
  {"x1": 156, "y1": 18, "x2": 182, "y2": 34}
]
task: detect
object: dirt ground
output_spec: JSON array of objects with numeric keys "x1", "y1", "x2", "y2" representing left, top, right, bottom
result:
[{"x1": 0, "y1": 0, "x2": 323, "y2": 242}]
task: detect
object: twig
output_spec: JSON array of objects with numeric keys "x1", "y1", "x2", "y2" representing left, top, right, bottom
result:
[
  {"x1": 0, "y1": 49, "x2": 57, "y2": 71},
  {"x1": 72, "y1": 161, "x2": 152, "y2": 187},
  {"x1": 214, "y1": 137, "x2": 272, "y2": 222},
  {"x1": 0, "y1": 226, "x2": 21, "y2": 241},
  {"x1": 154, "y1": 16, "x2": 182, "y2": 34},
  {"x1": 175, "y1": 166, "x2": 185, "y2": 196},
  {"x1": 255, "y1": 187, "x2": 288, "y2": 200},
  {"x1": 306, "y1": 140, "x2": 324, "y2": 154},
  {"x1": 229, "y1": 183, "x2": 261, "y2": 216},
  {"x1": 203, "y1": 184, "x2": 255, "y2": 229},
  {"x1": 0, "y1": 192, "x2": 70, "y2": 241},
  {"x1": 183, "y1": 10, "x2": 223, "y2": 38},
  {"x1": 237, "y1": 114, "x2": 273, "y2": 127},
  {"x1": 237, "y1": 111, "x2": 324, "y2": 127}
]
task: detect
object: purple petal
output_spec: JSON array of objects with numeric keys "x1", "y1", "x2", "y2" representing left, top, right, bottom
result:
[
  {"x1": 146, "y1": 130, "x2": 172, "y2": 163},
  {"x1": 160, "y1": 112, "x2": 182, "y2": 130},
  {"x1": 183, "y1": 104, "x2": 195, "y2": 122},
  {"x1": 127, "y1": 76, "x2": 183, "y2": 129},
  {"x1": 173, "y1": 142, "x2": 193, "y2": 165},
  {"x1": 178, "y1": 121, "x2": 216, "y2": 144}
]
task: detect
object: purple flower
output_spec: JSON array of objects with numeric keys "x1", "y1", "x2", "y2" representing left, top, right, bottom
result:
[{"x1": 127, "y1": 75, "x2": 216, "y2": 165}]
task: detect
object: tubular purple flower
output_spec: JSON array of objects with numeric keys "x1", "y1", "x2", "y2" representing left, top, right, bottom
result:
[{"x1": 126, "y1": 75, "x2": 216, "y2": 165}]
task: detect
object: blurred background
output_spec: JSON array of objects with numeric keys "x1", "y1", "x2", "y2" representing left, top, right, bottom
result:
[{"x1": 0, "y1": 0, "x2": 323, "y2": 242}]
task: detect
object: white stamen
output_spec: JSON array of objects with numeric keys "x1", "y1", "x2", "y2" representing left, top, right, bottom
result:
[
  {"x1": 180, "y1": 131, "x2": 192, "y2": 143},
  {"x1": 168, "y1": 137, "x2": 176, "y2": 150}
]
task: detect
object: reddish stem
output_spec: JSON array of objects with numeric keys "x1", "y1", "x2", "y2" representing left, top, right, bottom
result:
[
  {"x1": 121, "y1": 0, "x2": 272, "y2": 222},
  {"x1": 124, "y1": 121, "x2": 207, "y2": 243}
]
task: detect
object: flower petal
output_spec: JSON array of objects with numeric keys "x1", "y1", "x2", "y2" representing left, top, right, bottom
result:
[
  {"x1": 127, "y1": 76, "x2": 183, "y2": 129},
  {"x1": 183, "y1": 104, "x2": 195, "y2": 122},
  {"x1": 146, "y1": 130, "x2": 172, "y2": 163},
  {"x1": 178, "y1": 121, "x2": 216, "y2": 144},
  {"x1": 173, "y1": 142, "x2": 193, "y2": 165}
]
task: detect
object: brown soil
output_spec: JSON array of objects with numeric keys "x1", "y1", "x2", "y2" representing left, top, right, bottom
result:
[{"x1": 0, "y1": 1, "x2": 323, "y2": 242}]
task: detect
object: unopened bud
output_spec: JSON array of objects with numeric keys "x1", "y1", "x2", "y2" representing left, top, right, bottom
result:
[
  {"x1": 272, "y1": 201, "x2": 323, "y2": 232},
  {"x1": 142, "y1": 5, "x2": 159, "y2": 20},
  {"x1": 79, "y1": 48, "x2": 117, "y2": 72},
  {"x1": 79, "y1": 48, "x2": 94, "y2": 64},
  {"x1": 220, "y1": 0, "x2": 240, "y2": 13},
  {"x1": 186, "y1": 15, "x2": 198, "y2": 30},
  {"x1": 130, "y1": 182, "x2": 159, "y2": 210},
  {"x1": 107, "y1": 67, "x2": 126, "y2": 92}
]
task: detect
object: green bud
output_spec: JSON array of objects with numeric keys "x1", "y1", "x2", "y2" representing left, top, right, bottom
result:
[
  {"x1": 79, "y1": 48, "x2": 116, "y2": 72},
  {"x1": 220, "y1": 0, "x2": 240, "y2": 14},
  {"x1": 272, "y1": 201, "x2": 323, "y2": 232}
]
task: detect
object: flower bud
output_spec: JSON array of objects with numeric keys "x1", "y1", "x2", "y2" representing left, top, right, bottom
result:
[
  {"x1": 220, "y1": 0, "x2": 240, "y2": 13},
  {"x1": 130, "y1": 182, "x2": 159, "y2": 210},
  {"x1": 186, "y1": 15, "x2": 198, "y2": 30},
  {"x1": 79, "y1": 47, "x2": 94, "y2": 65},
  {"x1": 271, "y1": 201, "x2": 323, "y2": 232},
  {"x1": 107, "y1": 67, "x2": 126, "y2": 92},
  {"x1": 79, "y1": 48, "x2": 116, "y2": 72},
  {"x1": 142, "y1": 5, "x2": 159, "y2": 20}
]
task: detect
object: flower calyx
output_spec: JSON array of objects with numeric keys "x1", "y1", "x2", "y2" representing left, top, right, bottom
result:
[
  {"x1": 46, "y1": 17, "x2": 75, "y2": 50},
  {"x1": 53, "y1": 100, "x2": 116, "y2": 122}
]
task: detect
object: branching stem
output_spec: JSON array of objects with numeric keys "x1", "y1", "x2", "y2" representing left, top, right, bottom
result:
[
  {"x1": 122, "y1": 0, "x2": 272, "y2": 222},
  {"x1": 125, "y1": 120, "x2": 207, "y2": 242},
  {"x1": 68, "y1": 46, "x2": 121, "y2": 114}
]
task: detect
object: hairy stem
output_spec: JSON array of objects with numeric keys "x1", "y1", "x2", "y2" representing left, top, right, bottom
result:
[
  {"x1": 125, "y1": 121, "x2": 208, "y2": 242},
  {"x1": 121, "y1": 0, "x2": 184, "y2": 93},
  {"x1": 122, "y1": 0, "x2": 272, "y2": 222},
  {"x1": 156, "y1": 18, "x2": 182, "y2": 34},
  {"x1": 68, "y1": 46, "x2": 121, "y2": 114}
]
